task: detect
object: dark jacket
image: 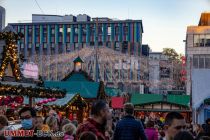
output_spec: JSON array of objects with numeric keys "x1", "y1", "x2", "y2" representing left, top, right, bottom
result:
[{"x1": 113, "y1": 115, "x2": 148, "y2": 140}]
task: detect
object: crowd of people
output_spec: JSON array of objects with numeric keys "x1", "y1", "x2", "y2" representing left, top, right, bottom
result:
[{"x1": 0, "y1": 100, "x2": 209, "y2": 140}]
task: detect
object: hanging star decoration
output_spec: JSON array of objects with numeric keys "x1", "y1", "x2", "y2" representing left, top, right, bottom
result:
[{"x1": 0, "y1": 26, "x2": 24, "y2": 81}]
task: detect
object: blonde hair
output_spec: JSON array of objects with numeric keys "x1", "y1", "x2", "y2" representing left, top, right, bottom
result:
[
  {"x1": 62, "y1": 123, "x2": 76, "y2": 135},
  {"x1": 46, "y1": 116, "x2": 57, "y2": 129}
]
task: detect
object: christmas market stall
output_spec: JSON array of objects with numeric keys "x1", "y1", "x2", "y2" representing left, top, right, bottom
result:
[
  {"x1": 131, "y1": 93, "x2": 191, "y2": 122},
  {"x1": 0, "y1": 26, "x2": 66, "y2": 118},
  {"x1": 24, "y1": 93, "x2": 87, "y2": 123},
  {"x1": 42, "y1": 56, "x2": 107, "y2": 119}
]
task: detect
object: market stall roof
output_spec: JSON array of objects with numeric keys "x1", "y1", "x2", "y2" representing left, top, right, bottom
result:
[
  {"x1": 24, "y1": 93, "x2": 86, "y2": 107},
  {"x1": 131, "y1": 94, "x2": 190, "y2": 107},
  {"x1": 105, "y1": 87, "x2": 122, "y2": 97},
  {"x1": 65, "y1": 73, "x2": 89, "y2": 82},
  {"x1": 167, "y1": 94, "x2": 190, "y2": 106},
  {"x1": 44, "y1": 81, "x2": 99, "y2": 98},
  {"x1": 73, "y1": 56, "x2": 84, "y2": 63},
  {"x1": 111, "y1": 97, "x2": 124, "y2": 109},
  {"x1": 62, "y1": 71, "x2": 94, "y2": 82}
]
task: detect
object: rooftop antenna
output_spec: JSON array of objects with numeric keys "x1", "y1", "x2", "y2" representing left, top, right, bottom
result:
[{"x1": 34, "y1": 0, "x2": 45, "y2": 14}]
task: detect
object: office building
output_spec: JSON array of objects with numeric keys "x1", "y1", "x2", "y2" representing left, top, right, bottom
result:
[{"x1": 186, "y1": 12, "x2": 210, "y2": 123}]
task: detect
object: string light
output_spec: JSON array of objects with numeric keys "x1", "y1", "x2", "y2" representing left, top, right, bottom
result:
[
  {"x1": 0, "y1": 31, "x2": 23, "y2": 81},
  {"x1": 45, "y1": 94, "x2": 87, "y2": 109},
  {"x1": 30, "y1": 47, "x2": 178, "y2": 89},
  {"x1": 0, "y1": 83, "x2": 66, "y2": 98}
]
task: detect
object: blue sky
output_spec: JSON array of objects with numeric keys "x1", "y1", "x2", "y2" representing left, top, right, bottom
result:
[{"x1": 1, "y1": 0, "x2": 210, "y2": 54}]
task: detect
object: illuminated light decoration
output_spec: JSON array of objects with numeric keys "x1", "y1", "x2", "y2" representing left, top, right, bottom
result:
[
  {"x1": 181, "y1": 56, "x2": 186, "y2": 66},
  {"x1": 29, "y1": 47, "x2": 181, "y2": 89},
  {"x1": 0, "y1": 27, "x2": 23, "y2": 81},
  {"x1": 180, "y1": 77, "x2": 187, "y2": 82},
  {"x1": 180, "y1": 69, "x2": 187, "y2": 75},
  {"x1": 181, "y1": 56, "x2": 186, "y2": 61},
  {"x1": 0, "y1": 96, "x2": 24, "y2": 106},
  {"x1": 180, "y1": 56, "x2": 187, "y2": 82},
  {"x1": 36, "y1": 98, "x2": 57, "y2": 105},
  {"x1": 0, "y1": 83, "x2": 66, "y2": 98},
  {"x1": 46, "y1": 94, "x2": 87, "y2": 110},
  {"x1": 75, "y1": 62, "x2": 81, "y2": 67}
]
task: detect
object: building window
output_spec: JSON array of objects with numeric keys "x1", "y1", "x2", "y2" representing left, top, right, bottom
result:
[
  {"x1": 59, "y1": 36, "x2": 62, "y2": 42},
  {"x1": 51, "y1": 28, "x2": 55, "y2": 34},
  {"x1": 83, "y1": 26, "x2": 86, "y2": 35},
  {"x1": 51, "y1": 43, "x2": 55, "y2": 48},
  {"x1": 205, "y1": 55, "x2": 210, "y2": 69},
  {"x1": 205, "y1": 34, "x2": 210, "y2": 47},
  {"x1": 98, "y1": 26, "x2": 102, "y2": 35},
  {"x1": 124, "y1": 26, "x2": 128, "y2": 34},
  {"x1": 107, "y1": 41, "x2": 111, "y2": 48},
  {"x1": 28, "y1": 36, "x2": 32, "y2": 43},
  {"x1": 108, "y1": 26, "x2": 111, "y2": 35},
  {"x1": 67, "y1": 27, "x2": 71, "y2": 33},
  {"x1": 193, "y1": 55, "x2": 210, "y2": 69},
  {"x1": 115, "y1": 26, "x2": 119, "y2": 35},
  {"x1": 199, "y1": 55, "x2": 205, "y2": 68},
  {"x1": 98, "y1": 41, "x2": 103, "y2": 46},
  {"x1": 36, "y1": 37, "x2": 39, "y2": 43},
  {"x1": 20, "y1": 28, "x2": 24, "y2": 34},
  {"x1": 193, "y1": 55, "x2": 199, "y2": 68},
  {"x1": 35, "y1": 27, "x2": 40, "y2": 36},
  {"x1": 194, "y1": 34, "x2": 210, "y2": 47},
  {"x1": 28, "y1": 28, "x2": 32, "y2": 35},
  {"x1": 90, "y1": 42, "x2": 94, "y2": 46},
  {"x1": 20, "y1": 43, "x2": 24, "y2": 49},
  {"x1": 43, "y1": 27, "x2": 47, "y2": 34},
  {"x1": 75, "y1": 43, "x2": 78, "y2": 48},
  {"x1": 75, "y1": 28, "x2": 78, "y2": 35},
  {"x1": 43, "y1": 43, "x2": 47, "y2": 49},
  {"x1": 66, "y1": 43, "x2": 70, "y2": 51},
  {"x1": 44, "y1": 36, "x2": 47, "y2": 42},
  {"x1": 59, "y1": 27, "x2": 63, "y2": 33},
  {"x1": 51, "y1": 37, "x2": 55, "y2": 42},
  {"x1": 115, "y1": 42, "x2": 120, "y2": 50},
  {"x1": 28, "y1": 43, "x2": 32, "y2": 48},
  {"x1": 36, "y1": 44, "x2": 39, "y2": 48},
  {"x1": 90, "y1": 27, "x2": 95, "y2": 35}
]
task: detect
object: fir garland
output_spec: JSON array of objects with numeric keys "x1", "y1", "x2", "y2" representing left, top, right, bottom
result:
[{"x1": 0, "y1": 83, "x2": 66, "y2": 98}]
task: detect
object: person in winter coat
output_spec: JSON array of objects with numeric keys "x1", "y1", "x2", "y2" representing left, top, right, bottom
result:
[
  {"x1": 145, "y1": 120, "x2": 158, "y2": 140},
  {"x1": 62, "y1": 123, "x2": 76, "y2": 140}
]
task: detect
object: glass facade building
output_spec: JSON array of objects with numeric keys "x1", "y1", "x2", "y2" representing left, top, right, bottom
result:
[{"x1": 9, "y1": 15, "x2": 143, "y2": 59}]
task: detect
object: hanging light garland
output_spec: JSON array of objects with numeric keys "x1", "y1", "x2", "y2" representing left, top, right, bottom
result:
[
  {"x1": 0, "y1": 83, "x2": 66, "y2": 98},
  {"x1": 43, "y1": 94, "x2": 87, "y2": 109},
  {"x1": 0, "y1": 31, "x2": 23, "y2": 81},
  {"x1": 29, "y1": 46, "x2": 180, "y2": 90}
]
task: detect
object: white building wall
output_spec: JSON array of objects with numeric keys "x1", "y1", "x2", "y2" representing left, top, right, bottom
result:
[
  {"x1": 186, "y1": 26, "x2": 210, "y2": 95},
  {"x1": 149, "y1": 60, "x2": 160, "y2": 93},
  {"x1": 192, "y1": 69, "x2": 210, "y2": 108},
  {"x1": 186, "y1": 24, "x2": 210, "y2": 123}
]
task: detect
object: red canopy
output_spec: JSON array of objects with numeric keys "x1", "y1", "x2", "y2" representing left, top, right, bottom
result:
[{"x1": 111, "y1": 97, "x2": 124, "y2": 109}]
